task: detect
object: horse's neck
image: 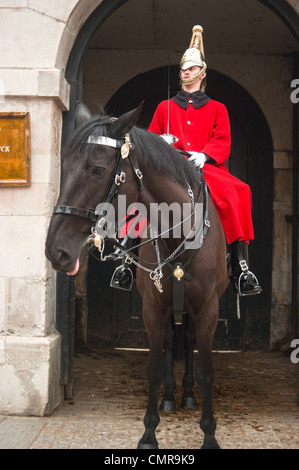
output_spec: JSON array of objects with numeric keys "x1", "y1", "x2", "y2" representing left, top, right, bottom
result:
[
  {"x1": 138, "y1": 172, "x2": 196, "y2": 250},
  {"x1": 139, "y1": 172, "x2": 192, "y2": 207}
]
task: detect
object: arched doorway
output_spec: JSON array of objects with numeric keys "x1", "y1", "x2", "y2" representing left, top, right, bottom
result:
[{"x1": 57, "y1": 0, "x2": 298, "y2": 396}]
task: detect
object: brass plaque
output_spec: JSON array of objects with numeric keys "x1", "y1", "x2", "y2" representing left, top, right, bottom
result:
[{"x1": 0, "y1": 112, "x2": 31, "y2": 187}]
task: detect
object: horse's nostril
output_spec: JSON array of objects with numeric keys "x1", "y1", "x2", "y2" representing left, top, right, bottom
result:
[
  {"x1": 46, "y1": 245, "x2": 72, "y2": 271},
  {"x1": 55, "y1": 248, "x2": 71, "y2": 265}
]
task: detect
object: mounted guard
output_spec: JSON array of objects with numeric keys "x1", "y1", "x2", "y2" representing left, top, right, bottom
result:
[{"x1": 149, "y1": 25, "x2": 262, "y2": 296}]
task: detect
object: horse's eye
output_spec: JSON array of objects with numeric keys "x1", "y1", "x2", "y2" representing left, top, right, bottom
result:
[{"x1": 92, "y1": 166, "x2": 106, "y2": 177}]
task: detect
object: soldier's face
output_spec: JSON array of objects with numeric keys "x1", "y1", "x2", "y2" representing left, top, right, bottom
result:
[
  {"x1": 181, "y1": 66, "x2": 201, "y2": 80},
  {"x1": 181, "y1": 66, "x2": 206, "y2": 91}
]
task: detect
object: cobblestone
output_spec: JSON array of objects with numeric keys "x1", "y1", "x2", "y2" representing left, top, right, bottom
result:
[{"x1": 0, "y1": 349, "x2": 298, "y2": 449}]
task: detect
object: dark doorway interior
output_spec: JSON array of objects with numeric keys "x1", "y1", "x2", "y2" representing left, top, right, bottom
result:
[{"x1": 84, "y1": 66, "x2": 273, "y2": 351}]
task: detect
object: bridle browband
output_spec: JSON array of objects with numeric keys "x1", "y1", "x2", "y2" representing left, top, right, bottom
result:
[{"x1": 53, "y1": 133, "x2": 144, "y2": 223}]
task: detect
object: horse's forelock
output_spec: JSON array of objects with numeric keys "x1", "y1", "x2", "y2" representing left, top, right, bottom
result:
[{"x1": 62, "y1": 114, "x2": 116, "y2": 161}]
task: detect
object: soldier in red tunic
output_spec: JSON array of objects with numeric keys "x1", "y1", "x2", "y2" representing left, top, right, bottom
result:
[{"x1": 148, "y1": 26, "x2": 261, "y2": 296}]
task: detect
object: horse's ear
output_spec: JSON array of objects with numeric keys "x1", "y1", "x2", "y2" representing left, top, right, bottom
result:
[
  {"x1": 111, "y1": 101, "x2": 144, "y2": 137},
  {"x1": 75, "y1": 101, "x2": 91, "y2": 128}
]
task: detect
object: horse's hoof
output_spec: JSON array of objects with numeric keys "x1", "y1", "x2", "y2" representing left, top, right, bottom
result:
[
  {"x1": 201, "y1": 435, "x2": 221, "y2": 449},
  {"x1": 159, "y1": 399, "x2": 176, "y2": 413},
  {"x1": 137, "y1": 441, "x2": 159, "y2": 449},
  {"x1": 181, "y1": 396, "x2": 198, "y2": 410}
]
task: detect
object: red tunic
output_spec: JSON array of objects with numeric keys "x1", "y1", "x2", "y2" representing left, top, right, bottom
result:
[{"x1": 148, "y1": 97, "x2": 254, "y2": 244}]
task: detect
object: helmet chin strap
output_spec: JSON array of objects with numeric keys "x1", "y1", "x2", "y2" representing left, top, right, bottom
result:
[{"x1": 180, "y1": 63, "x2": 207, "y2": 84}]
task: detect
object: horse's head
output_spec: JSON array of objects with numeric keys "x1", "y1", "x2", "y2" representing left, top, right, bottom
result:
[{"x1": 45, "y1": 102, "x2": 143, "y2": 275}]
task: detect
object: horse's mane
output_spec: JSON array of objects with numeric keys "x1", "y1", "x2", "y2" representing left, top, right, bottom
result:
[
  {"x1": 130, "y1": 126, "x2": 198, "y2": 187},
  {"x1": 63, "y1": 113, "x2": 198, "y2": 188}
]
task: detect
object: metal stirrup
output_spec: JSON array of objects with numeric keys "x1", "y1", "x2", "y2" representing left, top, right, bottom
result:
[{"x1": 238, "y1": 270, "x2": 259, "y2": 297}]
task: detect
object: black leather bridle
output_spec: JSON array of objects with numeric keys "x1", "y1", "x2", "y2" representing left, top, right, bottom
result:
[
  {"x1": 52, "y1": 132, "x2": 210, "y2": 273},
  {"x1": 53, "y1": 133, "x2": 144, "y2": 225}
]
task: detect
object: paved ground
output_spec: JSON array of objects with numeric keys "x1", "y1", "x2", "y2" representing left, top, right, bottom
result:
[{"x1": 0, "y1": 348, "x2": 298, "y2": 450}]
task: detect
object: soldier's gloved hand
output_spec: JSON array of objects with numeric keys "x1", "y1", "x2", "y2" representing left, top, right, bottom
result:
[{"x1": 188, "y1": 152, "x2": 207, "y2": 168}]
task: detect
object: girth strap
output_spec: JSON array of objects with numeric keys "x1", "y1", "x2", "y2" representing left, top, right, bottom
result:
[
  {"x1": 169, "y1": 263, "x2": 191, "y2": 325},
  {"x1": 167, "y1": 174, "x2": 210, "y2": 325}
]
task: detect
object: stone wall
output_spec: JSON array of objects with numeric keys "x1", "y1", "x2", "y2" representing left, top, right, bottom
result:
[{"x1": 0, "y1": 1, "x2": 74, "y2": 415}]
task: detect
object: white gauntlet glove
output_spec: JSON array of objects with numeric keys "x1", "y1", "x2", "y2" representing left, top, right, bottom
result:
[{"x1": 188, "y1": 152, "x2": 207, "y2": 168}]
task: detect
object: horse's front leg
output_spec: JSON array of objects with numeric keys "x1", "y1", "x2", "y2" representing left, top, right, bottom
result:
[
  {"x1": 160, "y1": 318, "x2": 176, "y2": 413},
  {"x1": 138, "y1": 307, "x2": 166, "y2": 449},
  {"x1": 195, "y1": 298, "x2": 220, "y2": 449},
  {"x1": 181, "y1": 317, "x2": 197, "y2": 409}
]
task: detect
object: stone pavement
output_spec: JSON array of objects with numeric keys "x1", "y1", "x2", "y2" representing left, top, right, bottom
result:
[{"x1": 0, "y1": 349, "x2": 298, "y2": 450}]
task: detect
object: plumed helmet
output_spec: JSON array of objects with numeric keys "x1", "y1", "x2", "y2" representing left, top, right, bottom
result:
[{"x1": 180, "y1": 25, "x2": 207, "y2": 85}]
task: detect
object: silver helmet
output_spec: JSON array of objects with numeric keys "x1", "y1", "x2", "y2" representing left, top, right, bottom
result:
[{"x1": 180, "y1": 25, "x2": 207, "y2": 87}]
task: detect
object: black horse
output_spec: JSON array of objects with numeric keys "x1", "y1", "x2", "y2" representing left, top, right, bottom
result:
[{"x1": 45, "y1": 102, "x2": 229, "y2": 449}]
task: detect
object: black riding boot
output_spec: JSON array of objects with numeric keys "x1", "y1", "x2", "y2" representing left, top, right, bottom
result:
[
  {"x1": 230, "y1": 241, "x2": 262, "y2": 296},
  {"x1": 110, "y1": 260, "x2": 134, "y2": 291}
]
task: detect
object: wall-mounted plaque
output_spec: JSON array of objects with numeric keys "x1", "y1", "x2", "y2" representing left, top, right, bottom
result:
[{"x1": 0, "y1": 112, "x2": 31, "y2": 187}]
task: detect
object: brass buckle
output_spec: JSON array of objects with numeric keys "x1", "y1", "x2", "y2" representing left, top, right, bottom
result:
[
  {"x1": 115, "y1": 171, "x2": 126, "y2": 185},
  {"x1": 239, "y1": 260, "x2": 248, "y2": 272}
]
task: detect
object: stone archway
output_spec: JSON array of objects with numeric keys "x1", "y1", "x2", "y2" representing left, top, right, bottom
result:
[{"x1": 57, "y1": 0, "x2": 298, "y2": 394}]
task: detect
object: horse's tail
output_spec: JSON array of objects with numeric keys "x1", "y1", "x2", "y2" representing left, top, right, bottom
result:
[{"x1": 173, "y1": 320, "x2": 186, "y2": 361}]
